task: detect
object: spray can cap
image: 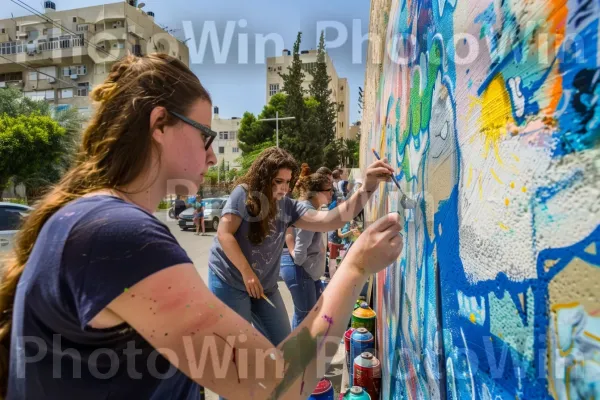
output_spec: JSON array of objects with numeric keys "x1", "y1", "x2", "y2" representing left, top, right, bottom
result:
[
  {"x1": 360, "y1": 302, "x2": 369, "y2": 308},
  {"x1": 356, "y1": 327, "x2": 368, "y2": 333},
  {"x1": 350, "y1": 386, "x2": 365, "y2": 394},
  {"x1": 361, "y1": 352, "x2": 373, "y2": 360}
]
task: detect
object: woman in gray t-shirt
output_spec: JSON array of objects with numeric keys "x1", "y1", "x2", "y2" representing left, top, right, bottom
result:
[
  {"x1": 280, "y1": 170, "x2": 333, "y2": 329},
  {"x1": 207, "y1": 147, "x2": 392, "y2": 346}
]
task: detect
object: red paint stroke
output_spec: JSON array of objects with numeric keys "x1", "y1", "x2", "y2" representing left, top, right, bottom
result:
[
  {"x1": 590, "y1": 309, "x2": 600, "y2": 316},
  {"x1": 214, "y1": 332, "x2": 241, "y2": 384},
  {"x1": 300, "y1": 369, "x2": 306, "y2": 395}
]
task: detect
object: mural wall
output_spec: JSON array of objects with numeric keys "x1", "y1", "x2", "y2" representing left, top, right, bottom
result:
[{"x1": 363, "y1": 0, "x2": 600, "y2": 398}]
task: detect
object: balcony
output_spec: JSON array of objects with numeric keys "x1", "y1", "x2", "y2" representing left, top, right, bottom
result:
[
  {"x1": 0, "y1": 80, "x2": 24, "y2": 89},
  {"x1": 127, "y1": 24, "x2": 144, "y2": 39},
  {"x1": 91, "y1": 27, "x2": 126, "y2": 43},
  {"x1": 0, "y1": 35, "x2": 86, "y2": 65}
]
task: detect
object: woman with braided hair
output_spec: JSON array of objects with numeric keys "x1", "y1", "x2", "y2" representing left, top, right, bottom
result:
[{"x1": 0, "y1": 53, "x2": 402, "y2": 399}]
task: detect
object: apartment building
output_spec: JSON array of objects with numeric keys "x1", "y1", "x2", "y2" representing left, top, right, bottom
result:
[
  {"x1": 211, "y1": 106, "x2": 241, "y2": 169},
  {"x1": 266, "y1": 49, "x2": 350, "y2": 140},
  {"x1": 0, "y1": 0, "x2": 189, "y2": 117}
]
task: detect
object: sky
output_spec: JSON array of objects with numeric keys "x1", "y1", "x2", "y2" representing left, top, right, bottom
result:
[{"x1": 2, "y1": 0, "x2": 371, "y2": 121}]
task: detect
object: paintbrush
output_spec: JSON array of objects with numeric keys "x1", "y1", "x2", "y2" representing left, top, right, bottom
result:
[
  {"x1": 371, "y1": 148, "x2": 416, "y2": 209},
  {"x1": 261, "y1": 294, "x2": 276, "y2": 308}
]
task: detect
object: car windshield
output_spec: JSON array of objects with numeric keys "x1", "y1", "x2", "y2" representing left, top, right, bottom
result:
[{"x1": 204, "y1": 199, "x2": 223, "y2": 209}]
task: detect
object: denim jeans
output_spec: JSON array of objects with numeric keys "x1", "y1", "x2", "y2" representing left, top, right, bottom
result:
[
  {"x1": 280, "y1": 252, "x2": 322, "y2": 330},
  {"x1": 208, "y1": 268, "x2": 291, "y2": 346}
]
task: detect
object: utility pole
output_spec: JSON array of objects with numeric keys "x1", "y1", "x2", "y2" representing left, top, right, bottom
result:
[{"x1": 257, "y1": 111, "x2": 295, "y2": 147}]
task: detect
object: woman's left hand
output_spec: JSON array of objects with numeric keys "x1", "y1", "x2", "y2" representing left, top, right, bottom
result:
[{"x1": 363, "y1": 159, "x2": 394, "y2": 193}]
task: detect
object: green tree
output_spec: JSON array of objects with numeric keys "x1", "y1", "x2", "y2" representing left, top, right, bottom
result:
[
  {"x1": 235, "y1": 140, "x2": 276, "y2": 174},
  {"x1": 278, "y1": 32, "x2": 327, "y2": 169},
  {"x1": 309, "y1": 31, "x2": 337, "y2": 145},
  {"x1": 14, "y1": 107, "x2": 84, "y2": 200},
  {"x1": 0, "y1": 114, "x2": 66, "y2": 199},
  {"x1": 237, "y1": 93, "x2": 287, "y2": 154},
  {"x1": 0, "y1": 87, "x2": 83, "y2": 200}
]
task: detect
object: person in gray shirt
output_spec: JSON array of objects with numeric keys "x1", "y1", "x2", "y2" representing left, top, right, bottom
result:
[
  {"x1": 207, "y1": 147, "x2": 394, "y2": 347},
  {"x1": 280, "y1": 169, "x2": 333, "y2": 328}
]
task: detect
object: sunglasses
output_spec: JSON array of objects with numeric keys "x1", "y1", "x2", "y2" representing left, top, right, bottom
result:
[
  {"x1": 319, "y1": 188, "x2": 334, "y2": 193},
  {"x1": 169, "y1": 110, "x2": 217, "y2": 151}
]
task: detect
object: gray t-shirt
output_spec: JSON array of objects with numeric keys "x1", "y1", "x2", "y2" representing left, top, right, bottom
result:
[
  {"x1": 208, "y1": 185, "x2": 309, "y2": 292},
  {"x1": 293, "y1": 201, "x2": 326, "y2": 281}
]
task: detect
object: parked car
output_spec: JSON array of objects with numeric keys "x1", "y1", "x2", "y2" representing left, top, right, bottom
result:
[
  {"x1": 177, "y1": 197, "x2": 228, "y2": 231},
  {"x1": 0, "y1": 202, "x2": 33, "y2": 254}
]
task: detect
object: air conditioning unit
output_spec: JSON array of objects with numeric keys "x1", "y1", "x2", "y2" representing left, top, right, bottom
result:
[
  {"x1": 48, "y1": 78, "x2": 56, "y2": 83},
  {"x1": 70, "y1": 74, "x2": 79, "y2": 80},
  {"x1": 0, "y1": 82, "x2": 6, "y2": 88}
]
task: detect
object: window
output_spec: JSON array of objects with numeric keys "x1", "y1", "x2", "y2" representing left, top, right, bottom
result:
[
  {"x1": 28, "y1": 71, "x2": 37, "y2": 81},
  {"x1": 218, "y1": 147, "x2": 225, "y2": 154},
  {"x1": 301, "y1": 62, "x2": 316, "y2": 75},
  {"x1": 23, "y1": 90, "x2": 54, "y2": 100},
  {"x1": 63, "y1": 65, "x2": 86, "y2": 76},
  {"x1": 61, "y1": 88, "x2": 73, "y2": 98},
  {"x1": 338, "y1": 103, "x2": 344, "y2": 112},
  {"x1": 229, "y1": 131, "x2": 236, "y2": 141},
  {"x1": 76, "y1": 24, "x2": 89, "y2": 32},
  {"x1": 269, "y1": 83, "x2": 279, "y2": 96},
  {"x1": 0, "y1": 72, "x2": 22, "y2": 82},
  {"x1": 232, "y1": 147, "x2": 239, "y2": 153},
  {"x1": 76, "y1": 82, "x2": 90, "y2": 97},
  {"x1": 16, "y1": 26, "x2": 19, "y2": 32},
  {"x1": 38, "y1": 66, "x2": 56, "y2": 80},
  {"x1": 1, "y1": 29, "x2": 5, "y2": 34},
  {"x1": 0, "y1": 206, "x2": 28, "y2": 231},
  {"x1": 73, "y1": 17, "x2": 77, "y2": 23}
]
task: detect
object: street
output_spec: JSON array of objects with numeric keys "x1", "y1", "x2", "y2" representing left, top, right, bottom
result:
[{"x1": 154, "y1": 211, "x2": 346, "y2": 399}]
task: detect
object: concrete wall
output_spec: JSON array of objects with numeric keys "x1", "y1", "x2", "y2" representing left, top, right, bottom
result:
[{"x1": 362, "y1": 0, "x2": 600, "y2": 398}]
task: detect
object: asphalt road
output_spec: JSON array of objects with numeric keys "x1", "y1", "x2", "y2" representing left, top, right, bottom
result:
[{"x1": 154, "y1": 211, "x2": 346, "y2": 399}]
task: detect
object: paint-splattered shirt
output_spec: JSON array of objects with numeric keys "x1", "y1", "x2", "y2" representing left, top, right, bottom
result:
[
  {"x1": 8, "y1": 195, "x2": 199, "y2": 400},
  {"x1": 208, "y1": 185, "x2": 309, "y2": 292}
]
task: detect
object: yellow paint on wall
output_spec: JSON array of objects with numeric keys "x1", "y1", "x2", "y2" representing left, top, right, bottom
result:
[
  {"x1": 466, "y1": 166, "x2": 473, "y2": 188},
  {"x1": 510, "y1": 182, "x2": 515, "y2": 189},
  {"x1": 505, "y1": 198, "x2": 510, "y2": 206},
  {"x1": 478, "y1": 74, "x2": 515, "y2": 164},
  {"x1": 491, "y1": 168, "x2": 504, "y2": 184},
  {"x1": 498, "y1": 222, "x2": 510, "y2": 231},
  {"x1": 522, "y1": 186, "x2": 527, "y2": 193},
  {"x1": 469, "y1": 313, "x2": 476, "y2": 324}
]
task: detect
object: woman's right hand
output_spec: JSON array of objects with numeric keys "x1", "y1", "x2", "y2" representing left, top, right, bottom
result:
[
  {"x1": 344, "y1": 212, "x2": 403, "y2": 275},
  {"x1": 242, "y1": 269, "x2": 264, "y2": 298}
]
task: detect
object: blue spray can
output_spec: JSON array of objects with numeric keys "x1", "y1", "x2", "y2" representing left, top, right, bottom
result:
[{"x1": 349, "y1": 327, "x2": 374, "y2": 385}]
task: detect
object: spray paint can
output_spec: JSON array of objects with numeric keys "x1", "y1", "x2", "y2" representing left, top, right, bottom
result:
[
  {"x1": 353, "y1": 352, "x2": 381, "y2": 400},
  {"x1": 351, "y1": 302, "x2": 376, "y2": 336},
  {"x1": 342, "y1": 386, "x2": 371, "y2": 399},
  {"x1": 308, "y1": 378, "x2": 334, "y2": 400},
  {"x1": 350, "y1": 328, "x2": 374, "y2": 386},
  {"x1": 344, "y1": 328, "x2": 356, "y2": 375}
]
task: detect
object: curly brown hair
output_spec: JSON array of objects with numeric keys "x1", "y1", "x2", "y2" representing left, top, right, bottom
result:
[{"x1": 236, "y1": 147, "x2": 298, "y2": 245}]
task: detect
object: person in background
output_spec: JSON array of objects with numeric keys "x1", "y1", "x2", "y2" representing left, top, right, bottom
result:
[
  {"x1": 193, "y1": 204, "x2": 205, "y2": 236},
  {"x1": 0, "y1": 53, "x2": 404, "y2": 399},
  {"x1": 174, "y1": 194, "x2": 187, "y2": 219},
  {"x1": 339, "y1": 219, "x2": 361, "y2": 257},
  {"x1": 338, "y1": 168, "x2": 350, "y2": 198},
  {"x1": 280, "y1": 167, "x2": 332, "y2": 329},
  {"x1": 208, "y1": 146, "x2": 395, "y2": 348}
]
